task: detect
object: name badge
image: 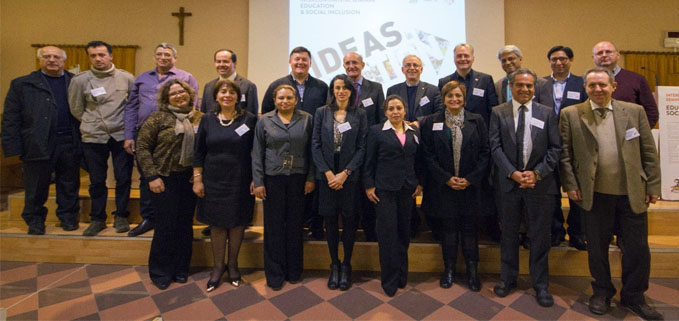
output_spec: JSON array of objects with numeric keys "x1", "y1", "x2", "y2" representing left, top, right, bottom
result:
[
  {"x1": 240, "y1": 94, "x2": 246, "y2": 102},
  {"x1": 337, "y1": 122, "x2": 352, "y2": 133},
  {"x1": 472, "y1": 88, "x2": 485, "y2": 97},
  {"x1": 432, "y1": 122, "x2": 444, "y2": 131},
  {"x1": 625, "y1": 127, "x2": 640, "y2": 140},
  {"x1": 419, "y1": 96, "x2": 430, "y2": 106},
  {"x1": 91, "y1": 87, "x2": 106, "y2": 97},
  {"x1": 530, "y1": 118, "x2": 544, "y2": 129},
  {"x1": 362, "y1": 98, "x2": 374, "y2": 107},
  {"x1": 235, "y1": 124, "x2": 250, "y2": 136},
  {"x1": 414, "y1": 135, "x2": 419, "y2": 144},
  {"x1": 566, "y1": 91, "x2": 581, "y2": 100}
]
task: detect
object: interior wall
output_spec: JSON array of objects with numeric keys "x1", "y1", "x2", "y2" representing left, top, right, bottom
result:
[{"x1": 503, "y1": 0, "x2": 678, "y2": 78}]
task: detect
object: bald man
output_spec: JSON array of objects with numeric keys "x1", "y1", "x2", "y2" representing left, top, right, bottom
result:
[{"x1": 2, "y1": 46, "x2": 83, "y2": 235}]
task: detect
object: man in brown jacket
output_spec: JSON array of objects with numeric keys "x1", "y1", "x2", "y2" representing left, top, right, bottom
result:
[{"x1": 559, "y1": 66, "x2": 662, "y2": 320}]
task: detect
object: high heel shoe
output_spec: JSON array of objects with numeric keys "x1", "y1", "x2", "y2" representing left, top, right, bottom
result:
[
  {"x1": 206, "y1": 266, "x2": 226, "y2": 292},
  {"x1": 227, "y1": 265, "x2": 242, "y2": 287}
]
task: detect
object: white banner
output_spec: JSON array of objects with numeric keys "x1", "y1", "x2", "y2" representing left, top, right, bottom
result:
[{"x1": 657, "y1": 86, "x2": 679, "y2": 200}]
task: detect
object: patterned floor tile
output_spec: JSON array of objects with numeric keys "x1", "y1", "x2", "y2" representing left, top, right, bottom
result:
[
  {"x1": 90, "y1": 267, "x2": 141, "y2": 294},
  {"x1": 37, "y1": 263, "x2": 83, "y2": 276},
  {"x1": 0, "y1": 261, "x2": 35, "y2": 272},
  {"x1": 647, "y1": 282, "x2": 679, "y2": 306},
  {"x1": 301, "y1": 276, "x2": 344, "y2": 300},
  {"x1": 85, "y1": 264, "x2": 130, "y2": 279},
  {"x1": 356, "y1": 302, "x2": 415, "y2": 321},
  {"x1": 328, "y1": 287, "x2": 383, "y2": 319},
  {"x1": 388, "y1": 289, "x2": 444, "y2": 320},
  {"x1": 356, "y1": 278, "x2": 393, "y2": 302},
  {"x1": 422, "y1": 304, "x2": 476, "y2": 321},
  {"x1": 249, "y1": 276, "x2": 305, "y2": 299},
  {"x1": 0, "y1": 278, "x2": 37, "y2": 301},
  {"x1": 73, "y1": 312, "x2": 101, "y2": 321},
  {"x1": 508, "y1": 293, "x2": 567, "y2": 320},
  {"x1": 413, "y1": 276, "x2": 468, "y2": 305},
  {"x1": 651, "y1": 278, "x2": 679, "y2": 290},
  {"x1": 151, "y1": 283, "x2": 206, "y2": 314},
  {"x1": 0, "y1": 264, "x2": 37, "y2": 285},
  {"x1": 490, "y1": 306, "x2": 534, "y2": 320},
  {"x1": 38, "y1": 279, "x2": 92, "y2": 308},
  {"x1": 160, "y1": 297, "x2": 223, "y2": 321},
  {"x1": 133, "y1": 265, "x2": 149, "y2": 280},
  {"x1": 38, "y1": 294, "x2": 98, "y2": 320},
  {"x1": 4, "y1": 292, "x2": 38, "y2": 318},
  {"x1": 289, "y1": 301, "x2": 351, "y2": 320},
  {"x1": 37, "y1": 266, "x2": 84, "y2": 289},
  {"x1": 94, "y1": 281, "x2": 148, "y2": 311},
  {"x1": 210, "y1": 284, "x2": 264, "y2": 315},
  {"x1": 98, "y1": 296, "x2": 159, "y2": 321},
  {"x1": 225, "y1": 300, "x2": 287, "y2": 320},
  {"x1": 7, "y1": 309, "x2": 38, "y2": 321},
  {"x1": 449, "y1": 291, "x2": 505, "y2": 320},
  {"x1": 557, "y1": 308, "x2": 600, "y2": 321},
  {"x1": 269, "y1": 285, "x2": 324, "y2": 317}
]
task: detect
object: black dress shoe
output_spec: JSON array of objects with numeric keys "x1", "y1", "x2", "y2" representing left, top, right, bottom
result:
[
  {"x1": 536, "y1": 289, "x2": 554, "y2": 307},
  {"x1": 328, "y1": 263, "x2": 340, "y2": 289},
  {"x1": 588, "y1": 295, "x2": 611, "y2": 315},
  {"x1": 493, "y1": 282, "x2": 516, "y2": 297},
  {"x1": 62, "y1": 223, "x2": 78, "y2": 231},
  {"x1": 128, "y1": 219, "x2": 154, "y2": 237},
  {"x1": 569, "y1": 237, "x2": 587, "y2": 251},
  {"x1": 268, "y1": 283, "x2": 283, "y2": 291},
  {"x1": 27, "y1": 225, "x2": 45, "y2": 235},
  {"x1": 173, "y1": 275, "x2": 188, "y2": 283},
  {"x1": 622, "y1": 302, "x2": 664, "y2": 320},
  {"x1": 383, "y1": 286, "x2": 397, "y2": 297},
  {"x1": 206, "y1": 267, "x2": 226, "y2": 292},
  {"x1": 466, "y1": 261, "x2": 481, "y2": 292},
  {"x1": 338, "y1": 263, "x2": 352, "y2": 291},
  {"x1": 439, "y1": 267, "x2": 454, "y2": 289},
  {"x1": 153, "y1": 280, "x2": 170, "y2": 290}
]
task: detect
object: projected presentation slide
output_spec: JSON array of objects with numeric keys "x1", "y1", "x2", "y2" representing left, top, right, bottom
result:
[{"x1": 289, "y1": 0, "x2": 466, "y2": 89}]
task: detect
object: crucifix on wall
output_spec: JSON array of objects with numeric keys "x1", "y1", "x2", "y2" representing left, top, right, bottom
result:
[{"x1": 172, "y1": 7, "x2": 192, "y2": 45}]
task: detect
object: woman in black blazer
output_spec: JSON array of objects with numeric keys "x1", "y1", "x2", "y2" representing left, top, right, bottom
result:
[
  {"x1": 312, "y1": 74, "x2": 368, "y2": 291},
  {"x1": 363, "y1": 95, "x2": 423, "y2": 297},
  {"x1": 420, "y1": 81, "x2": 489, "y2": 291}
]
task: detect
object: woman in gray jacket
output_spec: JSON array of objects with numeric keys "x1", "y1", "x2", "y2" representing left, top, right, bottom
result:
[{"x1": 252, "y1": 84, "x2": 315, "y2": 291}]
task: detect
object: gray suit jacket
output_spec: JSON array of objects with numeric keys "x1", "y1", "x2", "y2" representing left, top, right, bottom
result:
[
  {"x1": 559, "y1": 99, "x2": 660, "y2": 213},
  {"x1": 489, "y1": 101, "x2": 561, "y2": 194},
  {"x1": 495, "y1": 76, "x2": 547, "y2": 105},
  {"x1": 386, "y1": 81, "x2": 441, "y2": 121},
  {"x1": 200, "y1": 75, "x2": 258, "y2": 115}
]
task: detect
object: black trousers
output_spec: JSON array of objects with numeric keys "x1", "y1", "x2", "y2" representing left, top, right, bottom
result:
[
  {"x1": 441, "y1": 215, "x2": 479, "y2": 266},
  {"x1": 358, "y1": 181, "x2": 377, "y2": 239},
  {"x1": 376, "y1": 187, "x2": 413, "y2": 294},
  {"x1": 583, "y1": 193, "x2": 650, "y2": 305},
  {"x1": 499, "y1": 189, "x2": 554, "y2": 291},
  {"x1": 82, "y1": 138, "x2": 133, "y2": 221},
  {"x1": 263, "y1": 174, "x2": 306, "y2": 288},
  {"x1": 134, "y1": 130, "x2": 155, "y2": 220},
  {"x1": 22, "y1": 141, "x2": 80, "y2": 227},
  {"x1": 148, "y1": 170, "x2": 196, "y2": 284}
]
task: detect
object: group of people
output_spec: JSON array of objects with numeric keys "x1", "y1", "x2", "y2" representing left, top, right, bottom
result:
[{"x1": 0, "y1": 39, "x2": 663, "y2": 320}]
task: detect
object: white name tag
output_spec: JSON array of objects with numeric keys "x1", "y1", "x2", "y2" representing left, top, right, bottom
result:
[
  {"x1": 241, "y1": 94, "x2": 246, "y2": 102},
  {"x1": 566, "y1": 91, "x2": 581, "y2": 100},
  {"x1": 337, "y1": 122, "x2": 352, "y2": 133},
  {"x1": 235, "y1": 124, "x2": 250, "y2": 136},
  {"x1": 193, "y1": 126, "x2": 199, "y2": 134},
  {"x1": 413, "y1": 135, "x2": 419, "y2": 144},
  {"x1": 419, "y1": 96, "x2": 430, "y2": 106},
  {"x1": 362, "y1": 97, "x2": 374, "y2": 107},
  {"x1": 91, "y1": 87, "x2": 106, "y2": 97},
  {"x1": 472, "y1": 88, "x2": 485, "y2": 97},
  {"x1": 530, "y1": 118, "x2": 545, "y2": 129},
  {"x1": 625, "y1": 127, "x2": 640, "y2": 140},
  {"x1": 432, "y1": 122, "x2": 444, "y2": 131}
]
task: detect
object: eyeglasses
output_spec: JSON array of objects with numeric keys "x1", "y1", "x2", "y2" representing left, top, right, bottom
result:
[
  {"x1": 550, "y1": 57, "x2": 569, "y2": 63},
  {"x1": 169, "y1": 89, "x2": 187, "y2": 97},
  {"x1": 403, "y1": 63, "x2": 421, "y2": 68}
]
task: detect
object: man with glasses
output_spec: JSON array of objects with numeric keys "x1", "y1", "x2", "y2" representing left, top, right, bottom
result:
[{"x1": 123, "y1": 42, "x2": 198, "y2": 237}]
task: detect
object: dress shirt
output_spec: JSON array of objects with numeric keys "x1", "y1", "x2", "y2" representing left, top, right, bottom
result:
[
  {"x1": 512, "y1": 99, "x2": 532, "y2": 169},
  {"x1": 551, "y1": 73, "x2": 570, "y2": 114}
]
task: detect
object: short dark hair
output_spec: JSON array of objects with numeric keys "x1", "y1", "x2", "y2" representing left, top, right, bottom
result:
[
  {"x1": 383, "y1": 94, "x2": 407, "y2": 113},
  {"x1": 85, "y1": 40, "x2": 112, "y2": 54},
  {"x1": 213, "y1": 49, "x2": 237, "y2": 63},
  {"x1": 441, "y1": 81, "x2": 467, "y2": 108},
  {"x1": 157, "y1": 79, "x2": 196, "y2": 109},
  {"x1": 328, "y1": 74, "x2": 357, "y2": 110},
  {"x1": 508, "y1": 68, "x2": 537, "y2": 85},
  {"x1": 290, "y1": 46, "x2": 312, "y2": 59},
  {"x1": 547, "y1": 46, "x2": 574, "y2": 60},
  {"x1": 211, "y1": 79, "x2": 244, "y2": 117}
]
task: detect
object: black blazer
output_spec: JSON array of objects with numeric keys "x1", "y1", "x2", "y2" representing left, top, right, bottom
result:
[
  {"x1": 534, "y1": 74, "x2": 588, "y2": 113},
  {"x1": 438, "y1": 69, "x2": 498, "y2": 124},
  {"x1": 386, "y1": 81, "x2": 441, "y2": 120},
  {"x1": 311, "y1": 105, "x2": 368, "y2": 182},
  {"x1": 363, "y1": 122, "x2": 424, "y2": 191},
  {"x1": 356, "y1": 78, "x2": 385, "y2": 126},
  {"x1": 488, "y1": 101, "x2": 561, "y2": 194},
  {"x1": 200, "y1": 75, "x2": 259, "y2": 115},
  {"x1": 261, "y1": 74, "x2": 328, "y2": 115}
]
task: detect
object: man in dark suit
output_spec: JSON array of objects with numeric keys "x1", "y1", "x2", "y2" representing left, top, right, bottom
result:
[
  {"x1": 261, "y1": 46, "x2": 329, "y2": 239},
  {"x1": 1, "y1": 46, "x2": 82, "y2": 235},
  {"x1": 200, "y1": 49, "x2": 258, "y2": 115},
  {"x1": 386, "y1": 55, "x2": 441, "y2": 128},
  {"x1": 489, "y1": 69, "x2": 561, "y2": 307},
  {"x1": 535, "y1": 45, "x2": 588, "y2": 250},
  {"x1": 343, "y1": 52, "x2": 385, "y2": 242},
  {"x1": 560, "y1": 67, "x2": 662, "y2": 320}
]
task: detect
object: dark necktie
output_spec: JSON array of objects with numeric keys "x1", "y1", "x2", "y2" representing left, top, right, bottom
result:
[
  {"x1": 595, "y1": 107, "x2": 608, "y2": 119},
  {"x1": 353, "y1": 82, "x2": 360, "y2": 106},
  {"x1": 516, "y1": 105, "x2": 526, "y2": 170}
]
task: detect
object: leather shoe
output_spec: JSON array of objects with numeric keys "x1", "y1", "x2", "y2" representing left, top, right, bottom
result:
[
  {"x1": 82, "y1": 221, "x2": 107, "y2": 236},
  {"x1": 440, "y1": 267, "x2": 454, "y2": 289},
  {"x1": 588, "y1": 295, "x2": 611, "y2": 315},
  {"x1": 466, "y1": 261, "x2": 481, "y2": 292},
  {"x1": 339, "y1": 263, "x2": 352, "y2": 291},
  {"x1": 536, "y1": 289, "x2": 554, "y2": 307},
  {"x1": 61, "y1": 223, "x2": 78, "y2": 231},
  {"x1": 128, "y1": 219, "x2": 154, "y2": 237},
  {"x1": 153, "y1": 280, "x2": 170, "y2": 290},
  {"x1": 622, "y1": 302, "x2": 664, "y2": 320},
  {"x1": 327, "y1": 263, "x2": 340, "y2": 290},
  {"x1": 493, "y1": 281, "x2": 516, "y2": 297},
  {"x1": 27, "y1": 225, "x2": 45, "y2": 235},
  {"x1": 569, "y1": 236, "x2": 587, "y2": 251},
  {"x1": 173, "y1": 275, "x2": 188, "y2": 283},
  {"x1": 114, "y1": 216, "x2": 130, "y2": 233}
]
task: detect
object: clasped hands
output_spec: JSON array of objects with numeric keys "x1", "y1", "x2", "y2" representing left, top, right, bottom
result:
[
  {"x1": 511, "y1": 170, "x2": 537, "y2": 189},
  {"x1": 446, "y1": 176, "x2": 470, "y2": 190},
  {"x1": 325, "y1": 170, "x2": 348, "y2": 190}
]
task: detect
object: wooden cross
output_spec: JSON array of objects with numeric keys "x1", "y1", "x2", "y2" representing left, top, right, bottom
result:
[{"x1": 171, "y1": 7, "x2": 192, "y2": 45}]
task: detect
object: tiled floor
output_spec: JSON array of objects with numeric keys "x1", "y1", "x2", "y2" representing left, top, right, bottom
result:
[{"x1": 1, "y1": 261, "x2": 678, "y2": 321}]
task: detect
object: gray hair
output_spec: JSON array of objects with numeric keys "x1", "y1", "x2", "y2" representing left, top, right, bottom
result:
[
  {"x1": 155, "y1": 42, "x2": 177, "y2": 57},
  {"x1": 508, "y1": 68, "x2": 537, "y2": 85},
  {"x1": 497, "y1": 45, "x2": 522, "y2": 61},
  {"x1": 36, "y1": 47, "x2": 67, "y2": 59},
  {"x1": 402, "y1": 54, "x2": 422, "y2": 66},
  {"x1": 454, "y1": 43, "x2": 474, "y2": 55},
  {"x1": 583, "y1": 66, "x2": 615, "y2": 84}
]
